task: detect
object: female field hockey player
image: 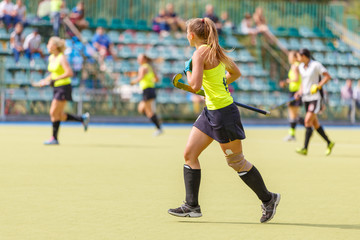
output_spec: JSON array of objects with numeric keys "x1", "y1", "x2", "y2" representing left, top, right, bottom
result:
[
  {"x1": 168, "y1": 18, "x2": 280, "y2": 223},
  {"x1": 294, "y1": 48, "x2": 335, "y2": 155},
  {"x1": 32, "y1": 36, "x2": 90, "y2": 145},
  {"x1": 131, "y1": 54, "x2": 162, "y2": 136},
  {"x1": 280, "y1": 51, "x2": 303, "y2": 141}
]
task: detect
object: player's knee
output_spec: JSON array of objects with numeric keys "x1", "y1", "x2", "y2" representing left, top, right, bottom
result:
[{"x1": 225, "y1": 151, "x2": 253, "y2": 173}]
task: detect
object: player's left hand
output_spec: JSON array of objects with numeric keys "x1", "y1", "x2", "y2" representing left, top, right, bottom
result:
[
  {"x1": 310, "y1": 84, "x2": 321, "y2": 94},
  {"x1": 184, "y1": 58, "x2": 192, "y2": 75}
]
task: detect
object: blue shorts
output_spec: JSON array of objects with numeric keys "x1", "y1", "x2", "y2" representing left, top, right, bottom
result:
[
  {"x1": 142, "y1": 88, "x2": 156, "y2": 101},
  {"x1": 194, "y1": 103, "x2": 246, "y2": 143}
]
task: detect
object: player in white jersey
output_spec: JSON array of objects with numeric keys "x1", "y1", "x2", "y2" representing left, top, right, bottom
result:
[{"x1": 294, "y1": 49, "x2": 335, "y2": 156}]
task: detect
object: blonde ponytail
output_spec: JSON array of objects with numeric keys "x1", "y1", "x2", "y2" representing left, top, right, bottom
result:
[{"x1": 186, "y1": 17, "x2": 233, "y2": 68}]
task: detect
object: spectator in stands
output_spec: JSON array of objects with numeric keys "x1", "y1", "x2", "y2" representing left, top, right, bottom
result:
[
  {"x1": 220, "y1": 11, "x2": 235, "y2": 35},
  {"x1": 0, "y1": 0, "x2": 19, "y2": 30},
  {"x1": 69, "y1": 1, "x2": 88, "y2": 30},
  {"x1": 24, "y1": 28, "x2": 43, "y2": 61},
  {"x1": 10, "y1": 22, "x2": 24, "y2": 62},
  {"x1": 152, "y1": 8, "x2": 170, "y2": 35},
  {"x1": 50, "y1": 0, "x2": 65, "y2": 36},
  {"x1": 354, "y1": 80, "x2": 360, "y2": 111},
  {"x1": 203, "y1": 4, "x2": 222, "y2": 33},
  {"x1": 240, "y1": 13, "x2": 258, "y2": 45},
  {"x1": 164, "y1": 3, "x2": 186, "y2": 32},
  {"x1": 14, "y1": 0, "x2": 26, "y2": 25},
  {"x1": 92, "y1": 26, "x2": 114, "y2": 70},
  {"x1": 252, "y1": 7, "x2": 287, "y2": 53},
  {"x1": 341, "y1": 79, "x2": 353, "y2": 120}
]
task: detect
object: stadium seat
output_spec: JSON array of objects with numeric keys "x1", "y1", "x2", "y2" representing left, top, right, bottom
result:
[
  {"x1": 327, "y1": 66, "x2": 338, "y2": 79},
  {"x1": 324, "y1": 52, "x2": 337, "y2": 65},
  {"x1": 5, "y1": 56, "x2": 16, "y2": 70},
  {"x1": 312, "y1": 52, "x2": 325, "y2": 62},
  {"x1": 108, "y1": 31, "x2": 120, "y2": 44},
  {"x1": 300, "y1": 39, "x2": 314, "y2": 51},
  {"x1": 238, "y1": 50, "x2": 255, "y2": 62},
  {"x1": 162, "y1": 35, "x2": 176, "y2": 45},
  {"x1": 238, "y1": 78, "x2": 251, "y2": 90},
  {"x1": 32, "y1": 58, "x2": 47, "y2": 71},
  {"x1": 120, "y1": 32, "x2": 135, "y2": 44},
  {"x1": 122, "y1": 19, "x2": 136, "y2": 30},
  {"x1": 312, "y1": 27, "x2": 324, "y2": 38},
  {"x1": 4, "y1": 71, "x2": 13, "y2": 84},
  {"x1": 349, "y1": 67, "x2": 360, "y2": 79},
  {"x1": 225, "y1": 36, "x2": 242, "y2": 48},
  {"x1": 312, "y1": 39, "x2": 326, "y2": 51},
  {"x1": 135, "y1": 32, "x2": 147, "y2": 44},
  {"x1": 326, "y1": 79, "x2": 340, "y2": 93},
  {"x1": 110, "y1": 19, "x2": 122, "y2": 30},
  {"x1": 288, "y1": 27, "x2": 301, "y2": 37},
  {"x1": 117, "y1": 74, "x2": 131, "y2": 85},
  {"x1": 348, "y1": 54, "x2": 360, "y2": 66},
  {"x1": 299, "y1": 26, "x2": 316, "y2": 38},
  {"x1": 145, "y1": 47, "x2": 159, "y2": 59},
  {"x1": 27, "y1": 88, "x2": 42, "y2": 101},
  {"x1": 14, "y1": 71, "x2": 30, "y2": 85},
  {"x1": 81, "y1": 29, "x2": 93, "y2": 42},
  {"x1": 278, "y1": 38, "x2": 289, "y2": 50},
  {"x1": 172, "y1": 47, "x2": 186, "y2": 60},
  {"x1": 17, "y1": 57, "x2": 31, "y2": 70},
  {"x1": 85, "y1": 17, "x2": 95, "y2": 28},
  {"x1": 336, "y1": 54, "x2": 349, "y2": 66},
  {"x1": 136, "y1": 20, "x2": 151, "y2": 31},
  {"x1": 275, "y1": 26, "x2": 288, "y2": 37},
  {"x1": 324, "y1": 28, "x2": 336, "y2": 38},
  {"x1": 336, "y1": 41, "x2": 351, "y2": 53},
  {"x1": 7, "y1": 88, "x2": 27, "y2": 100},
  {"x1": 0, "y1": 28, "x2": 10, "y2": 40},
  {"x1": 96, "y1": 18, "x2": 108, "y2": 28},
  {"x1": 288, "y1": 38, "x2": 301, "y2": 50},
  {"x1": 147, "y1": 32, "x2": 160, "y2": 45},
  {"x1": 30, "y1": 71, "x2": 43, "y2": 82},
  {"x1": 325, "y1": 41, "x2": 336, "y2": 51},
  {"x1": 337, "y1": 66, "x2": 349, "y2": 79}
]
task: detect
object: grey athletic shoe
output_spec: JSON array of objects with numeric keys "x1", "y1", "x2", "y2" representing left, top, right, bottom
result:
[
  {"x1": 168, "y1": 202, "x2": 202, "y2": 218},
  {"x1": 260, "y1": 193, "x2": 281, "y2": 223},
  {"x1": 82, "y1": 112, "x2": 90, "y2": 132},
  {"x1": 283, "y1": 135, "x2": 296, "y2": 141}
]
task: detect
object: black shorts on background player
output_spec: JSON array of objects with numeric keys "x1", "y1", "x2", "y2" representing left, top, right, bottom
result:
[
  {"x1": 289, "y1": 92, "x2": 302, "y2": 107},
  {"x1": 53, "y1": 84, "x2": 73, "y2": 101},
  {"x1": 142, "y1": 88, "x2": 156, "y2": 101}
]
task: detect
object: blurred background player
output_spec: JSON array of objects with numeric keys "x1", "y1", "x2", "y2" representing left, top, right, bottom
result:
[
  {"x1": 9, "y1": 22, "x2": 24, "y2": 63},
  {"x1": 168, "y1": 18, "x2": 280, "y2": 223},
  {"x1": 32, "y1": 36, "x2": 89, "y2": 145},
  {"x1": 280, "y1": 51, "x2": 303, "y2": 141},
  {"x1": 295, "y1": 48, "x2": 335, "y2": 156},
  {"x1": 130, "y1": 54, "x2": 162, "y2": 136}
]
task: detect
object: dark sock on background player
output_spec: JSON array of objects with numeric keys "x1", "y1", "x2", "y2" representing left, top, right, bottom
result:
[
  {"x1": 316, "y1": 126, "x2": 331, "y2": 145},
  {"x1": 150, "y1": 114, "x2": 161, "y2": 130},
  {"x1": 66, "y1": 113, "x2": 83, "y2": 122},
  {"x1": 304, "y1": 127, "x2": 313, "y2": 149},
  {"x1": 52, "y1": 121, "x2": 60, "y2": 140}
]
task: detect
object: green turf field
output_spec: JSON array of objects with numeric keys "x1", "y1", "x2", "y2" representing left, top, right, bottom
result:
[{"x1": 0, "y1": 124, "x2": 359, "y2": 240}]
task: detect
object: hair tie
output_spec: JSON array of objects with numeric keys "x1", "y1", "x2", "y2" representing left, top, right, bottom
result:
[{"x1": 201, "y1": 18, "x2": 205, "y2": 23}]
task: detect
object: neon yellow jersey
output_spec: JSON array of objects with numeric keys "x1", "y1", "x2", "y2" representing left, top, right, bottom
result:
[
  {"x1": 139, "y1": 63, "x2": 156, "y2": 90},
  {"x1": 51, "y1": 0, "x2": 62, "y2": 12},
  {"x1": 203, "y1": 63, "x2": 233, "y2": 110},
  {"x1": 288, "y1": 62, "x2": 301, "y2": 92},
  {"x1": 48, "y1": 53, "x2": 71, "y2": 87}
]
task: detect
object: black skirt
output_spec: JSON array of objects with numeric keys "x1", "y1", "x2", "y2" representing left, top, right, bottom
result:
[{"x1": 194, "y1": 103, "x2": 246, "y2": 143}]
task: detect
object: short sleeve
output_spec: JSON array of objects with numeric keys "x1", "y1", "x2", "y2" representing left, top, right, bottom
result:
[{"x1": 315, "y1": 61, "x2": 327, "y2": 75}]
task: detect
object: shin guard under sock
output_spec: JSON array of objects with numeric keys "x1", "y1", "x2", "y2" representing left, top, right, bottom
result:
[
  {"x1": 240, "y1": 166, "x2": 272, "y2": 203},
  {"x1": 184, "y1": 165, "x2": 201, "y2": 207}
]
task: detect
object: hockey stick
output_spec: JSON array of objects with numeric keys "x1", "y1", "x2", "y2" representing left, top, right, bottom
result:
[
  {"x1": 172, "y1": 73, "x2": 270, "y2": 116},
  {"x1": 271, "y1": 97, "x2": 297, "y2": 110}
]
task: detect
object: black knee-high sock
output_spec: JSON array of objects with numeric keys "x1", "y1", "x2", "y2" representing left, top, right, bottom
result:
[
  {"x1": 184, "y1": 165, "x2": 201, "y2": 207},
  {"x1": 316, "y1": 126, "x2": 331, "y2": 145},
  {"x1": 150, "y1": 114, "x2": 161, "y2": 129},
  {"x1": 304, "y1": 127, "x2": 313, "y2": 149},
  {"x1": 240, "y1": 166, "x2": 272, "y2": 203},
  {"x1": 52, "y1": 121, "x2": 60, "y2": 140},
  {"x1": 290, "y1": 121, "x2": 297, "y2": 129},
  {"x1": 66, "y1": 113, "x2": 83, "y2": 122}
]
